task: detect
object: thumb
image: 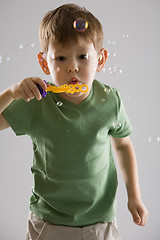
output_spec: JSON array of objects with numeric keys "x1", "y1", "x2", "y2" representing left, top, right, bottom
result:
[{"x1": 132, "y1": 211, "x2": 141, "y2": 224}]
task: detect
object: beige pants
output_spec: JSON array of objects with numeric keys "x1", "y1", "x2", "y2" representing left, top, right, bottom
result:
[{"x1": 26, "y1": 212, "x2": 121, "y2": 240}]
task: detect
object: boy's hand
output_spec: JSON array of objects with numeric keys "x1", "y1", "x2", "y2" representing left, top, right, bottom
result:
[
  {"x1": 128, "y1": 198, "x2": 148, "y2": 226},
  {"x1": 9, "y1": 77, "x2": 47, "y2": 102}
]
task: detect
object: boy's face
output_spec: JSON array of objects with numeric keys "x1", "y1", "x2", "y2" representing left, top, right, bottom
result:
[{"x1": 38, "y1": 37, "x2": 107, "y2": 104}]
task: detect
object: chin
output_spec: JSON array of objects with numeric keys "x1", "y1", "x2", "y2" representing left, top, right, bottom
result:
[{"x1": 66, "y1": 92, "x2": 84, "y2": 97}]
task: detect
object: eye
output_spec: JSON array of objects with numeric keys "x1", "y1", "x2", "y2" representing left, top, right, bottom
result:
[
  {"x1": 56, "y1": 56, "x2": 66, "y2": 61},
  {"x1": 78, "y1": 54, "x2": 89, "y2": 60}
]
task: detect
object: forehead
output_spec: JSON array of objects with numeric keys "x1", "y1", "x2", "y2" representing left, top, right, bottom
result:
[{"x1": 48, "y1": 37, "x2": 96, "y2": 53}]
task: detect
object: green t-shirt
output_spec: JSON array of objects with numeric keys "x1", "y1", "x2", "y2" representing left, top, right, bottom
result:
[{"x1": 3, "y1": 80, "x2": 133, "y2": 227}]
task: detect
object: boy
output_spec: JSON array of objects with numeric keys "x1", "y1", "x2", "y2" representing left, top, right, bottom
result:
[{"x1": 0, "y1": 3, "x2": 148, "y2": 240}]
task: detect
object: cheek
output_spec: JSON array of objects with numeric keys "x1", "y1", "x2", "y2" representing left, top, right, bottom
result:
[
  {"x1": 83, "y1": 62, "x2": 97, "y2": 77},
  {"x1": 48, "y1": 63, "x2": 63, "y2": 78}
]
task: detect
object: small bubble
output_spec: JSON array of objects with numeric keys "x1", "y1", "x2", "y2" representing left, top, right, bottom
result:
[
  {"x1": 124, "y1": 96, "x2": 131, "y2": 100},
  {"x1": 19, "y1": 42, "x2": 35, "y2": 50},
  {"x1": 148, "y1": 137, "x2": 152, "y2": 143},
  {"x1": 6, "y1": 56, "x2": 10, "y2": 62},
  {"x1": 81, "y1": 85, "x2": 88, "y2": 92},
  {"x1": 107, "y1": 40, "x2": 116, "y2": 45},
  {"x1": 107, "y1": 51, "x2": 117, "y2": 58},
  {"x1": 85, "y1": 53, "x2": 89, "y2": 60},
  {"x1": 101, "y1": 98, "x2": 106, "y2": 102},
  {"x1": 73, "y1": 18, "x2": 88, "y2": 32},
  {"x1": 57, "y1": 102, "x2": 63, "y2": 107},
  {"x1": 148, "y1": 136, "x2": 160, "y2": 143},
  {"x1": 102, "y1": 67, "x2": 106, "y2": 73},
  {"x1": 122, "y1": 34, "x2": 129, "y2": 38},
  {"x1": 108, "y1": 66, "x2": 122, "y2": 75},
  {"x1": 117, "y1": 122, "x2": 122, "y2": 129},
  {"x1": 19, "y1": 44, "x2": 23, "y2": 49},
  {"x1": 157, "y1": 136, "x2": 160, "y2": 142},
  {"x1": 56, "y1": 67, "x2": 60, "y2": 72},
  {"x1": 104, "y1": 87, "x2": 111, "y2": 93},
  {"x1": 112, "y1": 122, "x2": 116, "y2": 129},
  {"x1": 0, "y1": 55, "x2": 11, "y2": 63},
  {"x1": 42, "y1": 53, "x2": 46, "y2": 58},
  {"x1": 112, "y1": 122, "x2": 122, "y2": 130}
]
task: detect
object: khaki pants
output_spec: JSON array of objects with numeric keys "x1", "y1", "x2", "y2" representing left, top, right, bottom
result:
[{"x1": 26, "y1": 212, "x2": 121, "y2": 240}]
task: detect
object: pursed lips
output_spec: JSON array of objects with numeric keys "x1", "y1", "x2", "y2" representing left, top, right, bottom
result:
[{"x1": 68, "y1": 77, "x2": 80, "y2": 85}]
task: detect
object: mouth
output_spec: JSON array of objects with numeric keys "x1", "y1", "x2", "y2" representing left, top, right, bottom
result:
[{"x1": 68, "y1": 77, "x2": 80, "y2": 85}]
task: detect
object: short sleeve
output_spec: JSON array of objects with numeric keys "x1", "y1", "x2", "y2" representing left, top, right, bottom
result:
[
  {"x1": 109, "y1": 90, "x2": 133, "y2": 138},
  {"x1": 2, "y1": 98, "x2": 39, "y2": 136}
]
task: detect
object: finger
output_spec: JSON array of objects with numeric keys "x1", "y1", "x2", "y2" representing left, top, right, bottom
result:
[
  {"x1": 134, "y1": 216, "x2": 141, "y2": 225},
  {"x1": 31, "y1": 77, "x2": 47, "y2": 90},
  {"x1": 23, "y1": 82, "x2": 35, "y2": 100},
  {"x1": 21, "y1": 90, "x2": 32, "y2": 102},
  {"x1": 139, "y1": 211, "x2": 148, "y2": 226},
  {"x1": 131, "y1": 210, "x2": 141, "y2": 225},
  {"x1": 21, "y1": 80, "x2": 41, "y2": 101},
  {"x1": 25, "y1": 79, "x2": 42, "y2": 100}
]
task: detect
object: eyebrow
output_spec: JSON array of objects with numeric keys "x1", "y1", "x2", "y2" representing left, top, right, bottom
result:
[{"x1": 54, "y1": 45, "x2": 92, "y2": 53}]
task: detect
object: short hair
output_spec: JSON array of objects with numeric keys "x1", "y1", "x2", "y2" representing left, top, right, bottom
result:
[{"x1": 39, "y1": 3, "x2": 103, "y2": 54}]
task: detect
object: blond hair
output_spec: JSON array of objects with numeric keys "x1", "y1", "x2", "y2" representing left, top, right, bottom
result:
[{"x1": 39, "y1": 3, "x2": 103, "y2": 54}]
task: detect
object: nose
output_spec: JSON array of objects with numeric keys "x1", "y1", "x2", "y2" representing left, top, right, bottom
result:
[{"x1": 67, "y1": 59, "x2": 79, "y2": 72}]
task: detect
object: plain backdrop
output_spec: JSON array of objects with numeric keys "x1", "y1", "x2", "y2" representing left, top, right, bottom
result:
[{"x1": 0, "y1": 0, "x2": 159, "y2": 239}]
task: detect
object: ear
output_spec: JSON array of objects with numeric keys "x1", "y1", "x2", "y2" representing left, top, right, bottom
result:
[
  {"x1": 96, "y1": 48, "x2": 108, "y2": 72},
  {"x1": 37, "y1": 52, "x2": 50, "y2": 75}
]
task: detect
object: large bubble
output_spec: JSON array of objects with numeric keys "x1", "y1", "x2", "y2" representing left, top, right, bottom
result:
[{"x1": 73, "y1": 18, "x2": 88, "y2": 32}]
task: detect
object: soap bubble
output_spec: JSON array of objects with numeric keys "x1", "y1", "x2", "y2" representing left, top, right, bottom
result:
[
  {"x1": 107, "y1": 40, "x2": 116, "y2": 45},
  {"x1": 81, "y1": 85, "x2": 88, "y2": 92},
  {"x1": 101, "y1": 98, "x2": 106, "y2": 102},
  {"x1": 148, "y1": 136, "x2": 153, "y2": 143},
  {"x1": 19, "y1": 44, "x2": 23, "y2": 49},
  {"x1": 56, "y1": 67, "x2": 61, "y2": 72},
  {"x1": 122, "y1": 34, "x2": 129, "y2": 38},
  {"x1": 157, "y1": 136, "x2": 160, "y2": 142},
  {"x1": 104, "y1": 87, "x2": 111, "y2": 93},
  {"x1": 108, "y1": 66, "x2": 123, "y2": 75},
  {"x1": 73, "y1": 18, "x2": 88, "y2": 32},
  {"x1": 6, "y1": 56, "x2": 10, "y2": 62},
  {"x1": 117, "y1": 122, "x2": 122, "y2": 129},
  {"x1": 124, "y1": 96, "x2": 130, "y2": 99},
  {"x1": 0, "y1": 55, "x2": 2, "y2": 63},
  {"x1": 19, "y1": 42, "x2": 35, "y2": 50},
  {"x1": 147, "y1": 136, "x2": 160, "y2": 143},
  {"x1": 30, "y1": 43, "x2": 35, "y2": 48},
  {"x1": 57, "y1": 102, "x2": 63, "y2": 107},
  {"x1": 112, "y1": 122, "x2": 122, "y2": 130},
  {"x1": 107, "y1": 51, "x2": 117, "y2": 60},
  {"x1": 112, "y1": 122, "x2": 116, "y2": 129},
  {"x1": 0, "y1": 55, "x2": 11, "y2": 64}
]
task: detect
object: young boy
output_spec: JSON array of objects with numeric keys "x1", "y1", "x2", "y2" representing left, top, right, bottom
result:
[{"x1": 0, "y1": 3, "x2": 148, "y2": 240}]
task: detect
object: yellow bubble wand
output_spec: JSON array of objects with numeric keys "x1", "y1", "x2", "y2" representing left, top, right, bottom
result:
[{"x1": 37, "y1": 81, "x2": 88, "y2": 97}]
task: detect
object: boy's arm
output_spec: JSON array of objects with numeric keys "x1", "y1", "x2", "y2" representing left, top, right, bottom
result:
[
  {"x1": 0, "y1": 114, "x2": 10, "y2": 130},
  {"x1": 0, "y1": 88, "x2": 14, "y2": 130},
  {"x1": 111, "y1": 136, "x2": 148, "y2": 226},
  {"x1": 0, "y1": 77, "x2": 47, "y2": 131}
]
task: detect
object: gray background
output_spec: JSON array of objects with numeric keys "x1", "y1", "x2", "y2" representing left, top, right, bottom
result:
[{"x1": 0, "y1": 0, "x2": 159, "y2": 239}]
